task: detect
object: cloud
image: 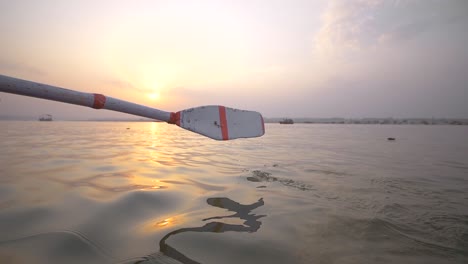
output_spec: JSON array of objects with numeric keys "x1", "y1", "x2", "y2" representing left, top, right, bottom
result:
[
  {"x1": 313, "y1": 0, "x2": 382, "y2": 57},
  {"x1": 305, "y1": 0, "x2": 468, "y2": 118},
  {"x1": 313, "y1": 0, "x2": 468, "y2": 58},
  {"x1": 379, "y1": 4, "x2": 468, "y2": 44}
]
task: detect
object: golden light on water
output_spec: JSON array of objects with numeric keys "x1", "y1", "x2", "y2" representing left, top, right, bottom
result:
[
  {"x1": 140, "y1": 215, "x2": 184, "y2": 233},
  {"x1": 149, "y1": 179, "x2": 164, "y2": 190},
  {"x1": 125, "y1": 175, "x2": 167, "y2": 191},
  {"x1": 156, "y1": 218, "x2": 174, "y2": 227}
]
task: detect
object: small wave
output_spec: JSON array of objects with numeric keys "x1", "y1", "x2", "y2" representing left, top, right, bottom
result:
[
  {"x1": 0, "y1": 230, "x2": 115, "y2": 263},
  {"x1": 376, "y1": 204, "x2": 468, "y2": 255},
  {"x1": 119, "y1": 253, "x2": 183, "y2": 264},
  {"x1": 48, "y1": 171, "x2": 168, "y2": 193},
  {"x1": 304, "y1": 168, "x2": 349, "y2": 177},
  {"x1": 437, "y1": 160, "x2": 468, "y2": 171},
  {"x1": 375, "y1": 217, "x2": 468, "y2": 256},
  {"x1": 162, "y1": 178, "x2": 227, "y2": 192},
  {"x1": 246, "y1": 170, "x2": 316, "y2": 192}
]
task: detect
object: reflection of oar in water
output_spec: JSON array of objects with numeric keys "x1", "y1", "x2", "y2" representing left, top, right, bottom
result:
[
  {"x1": 129, "y1": 198, "x2": 265, "y2": 264},
  {"x1": 0, "y1": 74, "x2": 265, "y2": 140},
  {"x1": 158, "y1": 198, "x2": 265, "y2": 264}
]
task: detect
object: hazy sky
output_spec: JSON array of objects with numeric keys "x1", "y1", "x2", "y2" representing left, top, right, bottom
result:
[{"x1": 0, "y1": 0, "x2": 467, "y2": 120}]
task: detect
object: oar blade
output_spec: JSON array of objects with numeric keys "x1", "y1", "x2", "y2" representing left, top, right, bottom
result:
[{"x1": 173, "y1": 105, "x2": 265, "y2": 140}]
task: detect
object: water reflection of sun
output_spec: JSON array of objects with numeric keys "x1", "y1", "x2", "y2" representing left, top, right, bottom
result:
[
  {"x1": 130, "y1": 176, "x2": 166, "y2": 190},
  {"x1": 156, "y1": 218, "x2": 174, "y2": 227},
  {"x1": 140, "y1": 215, "x2": 184, "y2": 233}
]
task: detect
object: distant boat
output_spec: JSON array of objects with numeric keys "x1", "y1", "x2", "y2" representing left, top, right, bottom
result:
[
  {"x1": 280, "y1": 118, "x2": 294, "y2": 124},
  {"x1": 39, "y1": 114, "x2": 53, "y2": 121}
]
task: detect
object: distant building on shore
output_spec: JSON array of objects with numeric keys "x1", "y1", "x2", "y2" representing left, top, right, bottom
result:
[
  {"x1": 280, "y1": 118, "x2": 294, "y2": 124},
  {"x1": 39, "y1": 114, "x2": 53, "y2": 121}
]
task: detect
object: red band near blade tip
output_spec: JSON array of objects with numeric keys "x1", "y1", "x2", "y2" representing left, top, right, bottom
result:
[
  {"x1": 168, "y1": 111, "x2": 181, "y2": 126},
  {"x1": 218, "y1": 106, "x2": 229, "y2": 140}
]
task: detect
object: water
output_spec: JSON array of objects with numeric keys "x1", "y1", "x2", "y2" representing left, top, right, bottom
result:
[{"x1": 1, "y1": 121, "x2": 467, "y2": 264}]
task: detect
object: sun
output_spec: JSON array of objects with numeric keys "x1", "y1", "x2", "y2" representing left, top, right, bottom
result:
[{"x1": 147, "y1": 92, "x2": 160, "y2": 100}]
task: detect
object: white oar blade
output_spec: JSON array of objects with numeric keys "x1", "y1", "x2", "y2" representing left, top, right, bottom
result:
[{"x1": 171, "y1": 106, "x2": 265, "y2": 140}]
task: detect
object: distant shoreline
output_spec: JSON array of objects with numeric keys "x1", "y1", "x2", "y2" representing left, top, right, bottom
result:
[
  {"x1": 265, "y1": 118, "x2": 468, "y2": 125},
  {"x1": 1, "y1": 117, "x2": 467, "y2": 125}
]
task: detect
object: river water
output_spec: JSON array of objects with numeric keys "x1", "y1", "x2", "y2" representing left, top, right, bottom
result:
[{"x1": 0, "y1": 121, "x2": 467, "y2": 264}]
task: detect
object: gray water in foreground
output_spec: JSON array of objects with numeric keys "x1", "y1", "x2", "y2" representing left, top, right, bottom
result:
[{"x1": 0, "y1": 122, "x2": 467, "y2": 264}]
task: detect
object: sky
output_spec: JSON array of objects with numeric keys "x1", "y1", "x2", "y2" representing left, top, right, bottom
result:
[{"x1": 0, "y1": 0, "x2": 467, "y2": 120}]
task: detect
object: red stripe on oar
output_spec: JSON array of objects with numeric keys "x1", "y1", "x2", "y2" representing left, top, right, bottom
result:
[
  {"x1": 218, "y1": 106, "x2": 229, "y2": 140},
  {"x1": 92, "y1": 94, "x2": 106, "y2": 109},
  {"x1": 168, "y1": 111, "x2": 181, "y2": 126}
]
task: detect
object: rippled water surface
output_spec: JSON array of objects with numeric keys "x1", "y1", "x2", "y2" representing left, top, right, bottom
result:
[{"x1": 1, "y1": 121, "x2": 468, "y2": 264}]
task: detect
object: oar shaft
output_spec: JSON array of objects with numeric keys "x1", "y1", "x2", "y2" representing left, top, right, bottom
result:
[{"x1": 0, "y1": 74, "x2": 171, "y2": 122}]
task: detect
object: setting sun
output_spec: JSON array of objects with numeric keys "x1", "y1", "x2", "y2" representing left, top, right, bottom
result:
[{"x1": 147, "y1": 92, "x2": 160, "y2": 100}]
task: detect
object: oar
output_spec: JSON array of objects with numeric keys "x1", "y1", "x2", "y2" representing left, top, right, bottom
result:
[{"x1": 0, "y1": 74, "x2": 265, "y2": 140}]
